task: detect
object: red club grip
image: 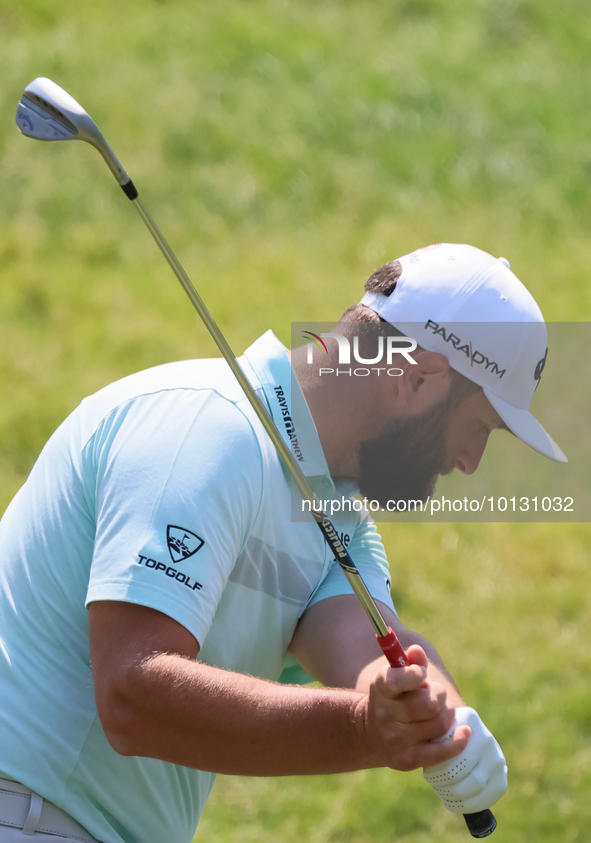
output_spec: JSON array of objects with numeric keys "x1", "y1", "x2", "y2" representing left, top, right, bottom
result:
[{"x1": 376, "y1": 626, "x2": 410, "y2": 668}]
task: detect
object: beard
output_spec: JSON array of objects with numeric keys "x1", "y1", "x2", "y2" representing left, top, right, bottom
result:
[{"x1": 357, "y1": 391, "x2": 458, "y2": 509}]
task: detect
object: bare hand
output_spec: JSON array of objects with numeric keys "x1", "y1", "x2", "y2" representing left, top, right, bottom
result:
[{"x1": 353, "y1": 645, "x2": 471, "y2": 771}]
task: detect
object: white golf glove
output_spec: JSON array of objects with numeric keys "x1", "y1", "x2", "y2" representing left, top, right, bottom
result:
[{"x1": 423, "y1": 707, "x2": 508, "y2": 813}]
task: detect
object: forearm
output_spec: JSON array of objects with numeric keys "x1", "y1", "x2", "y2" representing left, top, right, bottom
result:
[
  {"x1": 107, "y1": 653, "x2": 373, "y2": 775},
  {"x1": 92, "y1": 602, "x2": 467, "y2": 776}
]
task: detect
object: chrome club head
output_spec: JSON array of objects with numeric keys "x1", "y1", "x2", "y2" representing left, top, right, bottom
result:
[
  {"x1": 16, "y1": 77, "x2": 132, "y2": 187},
  {"x1": 17, "y1": 78, "x2": 79, "y2": 141}
]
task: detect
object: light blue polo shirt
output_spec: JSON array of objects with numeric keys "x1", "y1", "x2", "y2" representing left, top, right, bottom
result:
[{"x1": 0, "y1": 331, "x2": 394, "y2": 843}]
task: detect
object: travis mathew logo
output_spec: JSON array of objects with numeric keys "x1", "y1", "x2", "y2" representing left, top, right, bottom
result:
[
  {"x1": 273, "y1": 385, "x2": 304, "y2": 462},
  {"x1": 167, "y1": 526, "x2": 205, "y2": 563}
]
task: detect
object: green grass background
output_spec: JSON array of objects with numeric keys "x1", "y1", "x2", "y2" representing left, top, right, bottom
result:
[{"x1": 1, "y1": 1, "x2": 590, "y2": 840}]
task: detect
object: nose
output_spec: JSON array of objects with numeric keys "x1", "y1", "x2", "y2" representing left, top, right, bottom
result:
[{"x1": 453, "y1": 437, "x2": 488, "y2": 475}]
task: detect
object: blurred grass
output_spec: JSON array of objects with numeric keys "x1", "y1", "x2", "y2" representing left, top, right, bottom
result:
[{"x1": 1, "y1": 0, "x2": 590, "y2": 841}]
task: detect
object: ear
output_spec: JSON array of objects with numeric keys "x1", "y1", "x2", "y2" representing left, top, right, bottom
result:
[{"x1": 397, "y1": 351, "x2": 451, "y2": 413}]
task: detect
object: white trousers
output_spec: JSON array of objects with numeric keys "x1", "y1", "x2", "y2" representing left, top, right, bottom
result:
[
  {"x1": 0, "y1": 829, "x2": 80, "y2": 842},
  {"x1": 0, "y1": 780, "x2": 100, "y2": 842}
]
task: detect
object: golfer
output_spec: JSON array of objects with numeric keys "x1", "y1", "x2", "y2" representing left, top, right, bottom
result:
[{"x1": 0, "y1": 244, "x2": 565, "y2": 843}]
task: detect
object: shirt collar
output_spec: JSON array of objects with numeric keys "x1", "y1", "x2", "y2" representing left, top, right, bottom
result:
[{"x1": 239, "y1": 330, "x2": 336, "y2": 499}]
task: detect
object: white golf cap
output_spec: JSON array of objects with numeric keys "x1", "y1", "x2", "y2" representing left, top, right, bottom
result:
[{"x1": 360, "y1": 243, "x2": 567, "y2": 463}]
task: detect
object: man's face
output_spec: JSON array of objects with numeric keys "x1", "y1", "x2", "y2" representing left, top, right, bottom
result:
[{"x1": 357, "y1": 388, "x2": 505, "y2": 508}]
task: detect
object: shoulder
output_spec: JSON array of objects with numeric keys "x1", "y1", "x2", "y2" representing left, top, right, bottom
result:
[
  {"x1": 77, "y1": 358, "x2": 260, "y2": 453},
  {"x1": 69, "y1": 363, "x2": 265, "y2": 512}
]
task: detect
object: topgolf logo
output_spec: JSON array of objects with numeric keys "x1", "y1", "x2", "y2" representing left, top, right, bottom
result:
[{"x1": 304, "y1": 331, "x2": 417, "y2": 377}]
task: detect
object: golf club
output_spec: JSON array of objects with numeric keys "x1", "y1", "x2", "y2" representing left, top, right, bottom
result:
[{"x1": 16, "y1": 77, "x2": 497, "y2": 839}]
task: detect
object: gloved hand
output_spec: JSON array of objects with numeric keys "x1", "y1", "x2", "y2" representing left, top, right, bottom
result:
[{"x1": 423, "y1": 706, "x2": 508, "y2": 814}]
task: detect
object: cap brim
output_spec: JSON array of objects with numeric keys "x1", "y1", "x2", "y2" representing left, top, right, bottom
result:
[{"x1": 484, "y1": 389, "x2": 568, "y2": 464}]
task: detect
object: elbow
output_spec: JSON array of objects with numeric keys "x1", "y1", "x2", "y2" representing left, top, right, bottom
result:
[
  {"x1": 105, "y1": 735, "x2": 135, "y2": 757},
  {"x1": 103, "y1": 722, "x2": 139, "y2": 757},
  {"x1": 95, "y1": 672, "x2": 151, "y2": 757},
  {"x1": 99, "y1": 697, "x2": 145, "y2": 757}
]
